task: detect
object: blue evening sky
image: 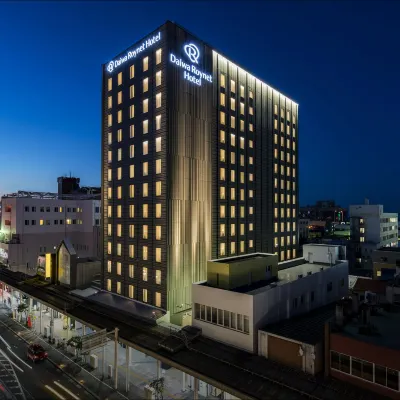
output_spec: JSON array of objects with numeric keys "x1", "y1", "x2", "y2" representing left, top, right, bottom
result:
[{"x1": 1, "y1": 1, "x2": 399, "y2": 211}]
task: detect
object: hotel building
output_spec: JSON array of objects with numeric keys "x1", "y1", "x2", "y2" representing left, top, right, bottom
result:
[{"x1": 102, "y1": 21, "x2": 298, "y2": 322}]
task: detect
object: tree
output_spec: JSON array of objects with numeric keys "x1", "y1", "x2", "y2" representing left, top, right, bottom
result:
[
  {"x1": 17, "y1": 303, "x2": 29, "y2": 323},
  {"x1": 67, "y1": 336, "x2": 82, "y2": 358},
  {"x1": 149, "y1": 377, "x2": 164, "y2": 400}
]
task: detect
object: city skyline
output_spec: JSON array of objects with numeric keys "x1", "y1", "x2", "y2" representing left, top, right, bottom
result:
[{"x1": 2, "y1": 1, "x2": 400, "y2": 211}]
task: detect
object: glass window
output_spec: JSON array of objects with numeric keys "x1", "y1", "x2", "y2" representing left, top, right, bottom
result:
[
  {"x1": 117, "y1": 72, "x2": 122, "y2": 86},
  {"x1": 129, "y1": 285, "x2": 134, "y2": 298},
  {"x1": 143, "y1": 77, "x2": 148, "y2": 92},
  {"x1": 130, "y1": 145, "x2": 134, "y2": 158},
  {"x1": 143, "y1": 99, "x2": 148, "y2": 113},
  {"x1": 143, "y1": 289, "x2": 148, "y2": 303},
  {"x1": 230, "y1": 80, "x2": 236, "y2": 92},
  {"x1": 220, "y1": 111, "x2": 226, "y2": 125},
  {"x1": 156, "y1": 181, "x2": 162, "y2": 196},
  {"x1": 143, "y1": 224, "x2": 148, "y2": 239},
  {"x1": 143, "y1": 119, "x2": 149, "y2": 134},
  {"x1": 143, "y1": 204, "x2": 148, "y2": 218},
  {"x1": 155, "y1": 115, "x2": 161, "y2": 130},
  {"x1": 142, "y1": 183, "x2": 148, "y2": 197},
  {"x1": 107, "y1": 78, "x2": 112, "y2": 91},
  {"x1": 143, "y1": 56, "x2": 148, "y2": 71},
  {"x1": 155, "y1": 292, "x2": 161, "y2": 307},
  {"x1": 129, "y1": 225, "x2": 134, "y2": 238},
  {"x1": 156, "y1": 248, "x2": 161, "y2": 262},
  {"x1": 107, "y1": 279, "x2": 111, "y2": 291},
  {"x1": 130, "y1": 124, "x2": 135, "y2": 138},
  {"x1": 220, "y1": 130, "x2": 226, "y2": 143},
  {"x1": 118, "y1": 91, "x2": 122, "y2": 104},
  {"x1": 130, "y1": 65, "x2": 135, "y2": 79},
  {"x1": 220, "y1": 93, "x2": 225, "y2": 107},
  {"x1": 156, "y1": 48, "x2": 162, "y2": 65},
  {"x1": 156, "y1": 93, "x2": 161, "y2": 108},
  {"x1": 143, "y1": 162, "x2": 148, "y2": 176},
  {"x1": 143, "y1": 267, "x2": 148, "y2": 281},
  {"x1": 156, "y1": 159, "x2": 161, "y2": 174},
  {"x1": 156, "y1": 71, "x2": 162, "y2": 86},
  {"x1": 129, "y1": 205, "x2": 134, "y2": 218},
  {"x1": 129, "y1": 105, "x2": 134, "y2": 119},
  {"x1": 220, "y1": 243, "x2": 226, "y2": 256},
  {"x1": 156, "y1": 137, "x2": 161, "y2": 152},
  {"x1": 220, "y1": 73, "x2": 226, "y2": 88},
  {"x1": 116, "y1": 262, "x2": 122, "y2": 275},
  {"x1": 108, "y1": 96, "x2": 112, "y2": 109},
  {"x1": 230, "y1": 98, "x2": 235, "y2": 111},
  {"x1": 156, "y1": 225, "x2": 161, "y2": 240},
  {"x1": 155, "y1": 203, "x2": 161, "y2": 218},
  {"x1": 143, "y1": 141, "x2": 148, "y2": 155}
]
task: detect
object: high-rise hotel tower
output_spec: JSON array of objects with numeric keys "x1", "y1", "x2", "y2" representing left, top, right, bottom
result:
[{"x1": 102, "y1": 21, "x2": 298, "y2": 322}]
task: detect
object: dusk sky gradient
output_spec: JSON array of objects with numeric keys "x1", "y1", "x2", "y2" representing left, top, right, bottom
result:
[{"x1": 1, "y1": 1, "x2": 400, "y2": 211}]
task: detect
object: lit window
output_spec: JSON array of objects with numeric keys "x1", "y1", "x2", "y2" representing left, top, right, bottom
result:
[
  {"x1": 107, "y1": 78, "x2": 112, "y2": 91},
  {"x1": 249, "y1": 140, "x2": 253, "y2": 148},
  {"x1": 156, "y1": 181, "x2": 162, "y2": 196},
  {"x1": 143, "y1": 56, "x2": 149, "y2": 72},
  {"x1": 230, "y1": 206, "x2": 235, "y2": 218},
  {"x1": 240, "y1": 103, "x2": 244, "y2": 115},
  {"x1": 155, "y1": 292, "x2": 161, "y2": 307},
  {"x1": 117, "y1": 167, "x2": 122, "y2": 180},
  {"x1": 143, "y1": 247, "x2": 148, "y2": 261},
  {"x1": 240, "y1": 120, "x2": 244, "y2": 131},
  {"x1": 230, "y1": 152, "x2": 235, "y2": 164},
  {"x1": 220, "y1": 93, "x2": 226, "y2": 107},
  {"x1": 220, "y1": 167, "x2": 226, "y2": 181},
  {"x1": 220, "y1": 149, "x2": 226, "y2": 162},
  {"x1": 107, "y1": 261, "x2": 112, "y2": 273},
  {"x1": 129, "y1": 184, "x2": 135, "y2": 198},
  {"x1": 143, "y1": 141, "x2": 149, "y2": 155},
  {"x1": 220, "y1": 205, "x2": 226, "y2": 218},
  {"x1": 230, "y1": 187, "x2": 235, "y2": 200},
  {"x1": 118, "y1": 72, "x2": 122, "y2": 86},
  {"x1": 143, "y1": 289, "x2": 148, "y2": 303},
  {"x1": 240, "y1": 172, "x2": 244, "y2": 183},
  {"x1": 220, "y1": 111, "x2": 226, "y2": 125},
  {"x1": 231, "y1": 224, "x2": 236, "y2": 236},
  {"x1": 130, "y1": 65, "x2": 135, "y2": 79},
  {"x1": 220, "y1": 73, "x2": 226, "y2": 88},
  {"x1": 107, "y1": 242, "x2": 112, "y2": 254},
  {"x1": 130, "y1": 124, "x2": 135, "y2": 138},
  {"x1": 129, "y1": 205, "x2": 134, "y2": 218},
  {"x1": 143, "y1": 162, "x2": 148, "y2": 176},
  {"x1": 156, "y1": 159, "x2": 161, "y2": 174},
  {"x1": 249, "y1": 106, "x2": 253, "y2": 116},
  {"x1": 118, "y1": 91, "x2": 122, "y2": 104},
  {"x1": 240, "y1": 189, "x2": 244, "y2": 201},
  {"x1": 249, "y1": 173, "x2": 254, "y2": 182},
  {"x1": 156, "y1": 115, "x2": 161, "y2": 130},
  {"x1": 117, "y1": 224, "x2": 122, "y2": 237},
  {"x1": 107, "y1": 279, "x2": 111, "y2": 291},
  {"x1": 156, "y1": 226, "x2": 161, "y2": 240},
  {"x1": 129, "y1": 225, "x2": 135, "y2": 238},
  {"x1": 117, "y1": 186, "x2": 122, "y2": 199},
  {"x1": 230, "y1": 170, "x2": 235, "y2": 182},
  {"x1": 155, "y1": 203, "x2": 161, "y2": 218},
  {"x1": 220, "y1": 130, "x2": 226, "y2": 143},
  {"x1": 107, "y1": 206, "x2": 112, "y2": 218},
  {"x1": 360, "y1": 237, "x2": 365, "y2": 242},
  {"x1": 108, "y1": 96, "x2": 112, "y2": 109},
  {"x1": 240, "y1": 85, "x2": 244, "y2": 98},
  {"x1": 249, "y1": 223, "x2": 254, "y2": 232},
  {"x1": 129, "y1": 265, "x2": 134, "y2": 278},
  {"x1": 230, "y1": 242, "x2": 236, "y2": 254},
  {"x1": 143, "y1": 99, "x2": 149, "y2": 113},
  {"x1": 156, "y1": 93, "x2": 161, "y2": 108},
  {"x1": 143, "y1": 78, "x2": 149, "y2": 92},
  {"x1": 230, "y1": 98, "x2": 235, "y2": 111},
  {"x1": 156, "y1": 71, "x2": 162, "y2": 86},
  {"x1": 230, "y1": 116, "x2": 235, "y2": 129},
  {"x1": 108, "y1": 132, "x2": 112, "y2": 145},
  {"x1": 249, "y1": 123, "x2": 253, "y2": 132},
  {"x1": 107, "y1": 169, "x2": 112, "y2": 182},
  {"x1": 108, "y1": 114, "x2": 112, "y2": 127},
  {"x1": 249, "y1": 206, "x2": 254, "y2": 215},
  {"x1": 143, "y1": 119, "x2": 149, "y2": 134},
  {"x1": 129, "y1": 285, "x2": 134, "y2": 298},
  {"x1": 220, "y1": 187, "x2": 226, "y2": 200},
  {"x1": 240, "y1": 137, "x2": 245, "y2": 149},
  {"x1": 240, "y1": 155, "x2": 244, "y2": 166},
  {"x1": 249, "y1": 240, "x2": 254, "y2": 248},
  {"x1": 117, "y1": 243, "x2": 122, "y2": 256},
  {"x1": 130, "y1": 144, "x2": 135, "y2": 158},
  {"x1": 130, "y1": 105, "x2": 134, "y2": 119},
  {"x1": 240, "y1": 206, "x2": 245, "y2": 218},
  {"x1": 220, "y1": 243, "x2": 226, "y2": 256},
  {"x1": 156, "y1": 48, "x2": 162, "y2": 64},
  {"x1": 230, "y1": 80, "x2": 236, "y2": 92},
  {"x1": 156, "y1": 248, "x2": 161, "y2": 262},
  {"x1": 107, "y1": 223, "x2": 112, "y2": 236},
  {"x1": 143, "y1": 183, "x2": 148, "y2": 197},
  {"x1": 117, "y1": 262, "x2": 122, "y2": 275},
  {"x1": 156, "y1": 137, "x2": 161, "y2": 152},
  {"x1": 130, "y1": 85, "x2": 135, "y2": 99},
  {"x1": 129, "y1": 244, "x2": 135, "y2": 258},
  {"x1": 143, "y1": 204, "x2": 148, "y2": 218},
  {"x1": 143, "y1": 225, "x2": 148, "y2": 239},
  {"x1": 220, "y1": 224, "x2": 226, "y2": 237},
  {"x1": 107, "y1": 187, "x2": 112, "y2": 199}
]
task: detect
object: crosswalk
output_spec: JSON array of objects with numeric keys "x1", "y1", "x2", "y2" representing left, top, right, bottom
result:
[{"x1": 0, "y1": 349, "x2": 26, "y2": 400}]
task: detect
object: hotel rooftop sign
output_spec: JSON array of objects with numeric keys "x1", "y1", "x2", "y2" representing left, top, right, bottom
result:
[{"x1": 106, "y1": 32, "x2": 161, "y2": 73}]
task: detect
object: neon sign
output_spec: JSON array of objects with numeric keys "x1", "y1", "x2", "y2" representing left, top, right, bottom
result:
[
  {"x1": 106, "y1": 32, "x2": 161, "y2": 73},
  {"x1": 169, "y1": 42, "x2": 212, "y2": 86}
]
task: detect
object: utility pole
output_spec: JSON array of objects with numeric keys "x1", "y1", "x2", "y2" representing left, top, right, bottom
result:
[{"x1": 114, "y1": 327, "x2": 119, "y2": 390}]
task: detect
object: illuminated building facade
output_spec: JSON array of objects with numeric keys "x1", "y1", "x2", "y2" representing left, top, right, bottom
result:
[{"x1": 102, "y1": 21, "x2": 298, "y2": 321}]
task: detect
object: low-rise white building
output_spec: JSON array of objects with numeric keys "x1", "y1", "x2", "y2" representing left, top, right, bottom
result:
[
  {"x1": 350, "y1": 200, "x2": 398, "y2": 270},
  {"x1": 0, "y1": 192, "x2": 101, "y2": 272},
  {"x1": 192, "y1": 247, "x2": 348, "y2": 353}
]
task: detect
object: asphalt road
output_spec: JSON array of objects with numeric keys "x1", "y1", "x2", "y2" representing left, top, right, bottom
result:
[{"x1": 0, "y1": 314, "x2": 94, "y2": 400}]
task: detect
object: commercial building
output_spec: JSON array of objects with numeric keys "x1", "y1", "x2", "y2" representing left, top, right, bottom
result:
[
  {"x1": 349, "y1": 200, "x2": 398, "y2": 272},
  {"x1": 102, "y1": 21, "x2": 299, "y2": 321},
  {"x1": 299, "y1": 200, "x2": 346, "y2": 222},
  {"x1": 0, "y1": 181, "x2": 101, "y2": 272},
  {"x1": 372, "y1": 247, "x2": 400, "y2": 279},
  {"x1": 192, "y1": 245, "x2": 348, "y2": 353}
]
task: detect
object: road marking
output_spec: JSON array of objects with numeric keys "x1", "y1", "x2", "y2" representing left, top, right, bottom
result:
[
  {"x1": 54, "y1": 381, "x2": 80, "y2": 400},
  {"x1": 7, "y1": 348, "x2": 32, "y2": 370},
  {"x1": 0, "y1": 349, "x2": 23, "y2": 373},
  {"x1": 45, "y1": 385, "x2": 66, "y2": 400}
]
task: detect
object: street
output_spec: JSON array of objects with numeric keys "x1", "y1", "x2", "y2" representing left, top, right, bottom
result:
[{"x1": 0, "y1": 308, "x2": 95, "y2": 400}]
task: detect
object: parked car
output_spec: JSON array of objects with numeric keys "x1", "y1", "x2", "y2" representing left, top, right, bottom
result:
[{"x1": 26, "y1": 344, "x2": 48, "y2": 362}]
